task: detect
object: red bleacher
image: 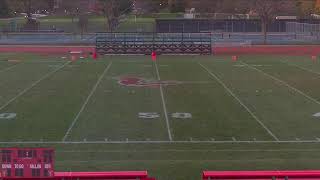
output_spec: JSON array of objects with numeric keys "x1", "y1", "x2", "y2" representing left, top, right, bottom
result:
[
  {"x1": 203, "y1": 170, "x2": 320, "y2": 180},
  {"x1": 1, "y1": 171, "x2": 155, "y2": 180},
  {"x1": 54, "y1": 171, "x2": 155, "y2": 180}
]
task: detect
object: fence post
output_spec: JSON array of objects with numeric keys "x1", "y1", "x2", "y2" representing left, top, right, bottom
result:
[
  {"x1": 182, "y1": 23, "x2": 185, "y2": 33},
  {"x1": 232, "y1": 21, "x2": 234, "y2": 33}
]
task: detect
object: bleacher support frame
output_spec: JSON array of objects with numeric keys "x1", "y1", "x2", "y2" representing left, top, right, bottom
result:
[{"x1": 95, "y1": 32, "x2": 212, "y2": 55}]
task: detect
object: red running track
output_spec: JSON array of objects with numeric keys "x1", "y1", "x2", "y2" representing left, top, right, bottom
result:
[
  {"x1": 0, "y1": 45, "x2": 320, "y2": 56},
  {"x1": 0, "y1": 45, "x2": 95, "y2": 54},
  {"x1": 214, "y1": 45, "x2": 320, "y2": 55}
]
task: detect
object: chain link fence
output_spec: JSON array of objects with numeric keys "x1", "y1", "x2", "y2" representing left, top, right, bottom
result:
[
  {"x1": 286, "y1": 22, "x2": 320, "y2": 35},
  {"x1": 286, "y1": 22, "x2": 320, "y2": 41}
]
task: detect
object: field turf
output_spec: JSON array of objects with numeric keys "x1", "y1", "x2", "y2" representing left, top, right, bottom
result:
[{"x1": 1, "y1": 54, "x2": 320, "y2": 179}]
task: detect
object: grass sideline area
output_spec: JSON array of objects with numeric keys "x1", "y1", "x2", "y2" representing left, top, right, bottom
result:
[{"x1": 1, "y1": 54, "x2": 320, "y2": 179}]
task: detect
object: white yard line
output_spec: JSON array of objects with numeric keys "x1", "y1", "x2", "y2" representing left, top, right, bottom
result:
[
  {"x1": 198, "y1": 62, "x2": 279, "y2": 141},
  {"x1": 241, "y1": 61, "x2": 320, "y2": 106},
  {"x1": 281, "y1": 60, "x2": 320, "y2": 76},
  {"x1": 62, "y1": 62, "x2": 113, "y2": 142},
  {"x1": 0, "y1": 61, "x2": 70, "y2": 112},
  {"x1": 154, "y1": 61, "x2": 173, "y2": 141},
  {"x1": 0, "y1": 63, "x2": 20, "y2": 73},
  {"x1": 0, "y1": 140, "x2": 320, "y2": 144}
]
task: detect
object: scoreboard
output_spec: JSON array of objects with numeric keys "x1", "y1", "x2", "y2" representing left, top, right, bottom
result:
[{"x1": 0, "y1": 148, "x2": 54, "y2": 178}]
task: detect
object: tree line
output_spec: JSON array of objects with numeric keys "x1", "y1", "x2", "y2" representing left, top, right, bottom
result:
[{"x1": 0, "y1": 0, "x2": 319, "y2": 36}]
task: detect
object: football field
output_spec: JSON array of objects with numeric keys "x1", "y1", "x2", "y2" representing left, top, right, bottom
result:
[{"x1": 2, "y1": 53, "x2": 320, "y2": 179}]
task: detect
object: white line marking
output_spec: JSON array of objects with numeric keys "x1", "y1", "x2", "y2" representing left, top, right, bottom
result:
[
  {"x1": 154, "y1": 61, "x2": 173, "y2": 141},
  {"x1": 0, "y1": 63, "x2": 20, "y2": 73},
  {"x1": 62, "y1": 62, "x2": 113, "y2": 141},
  {"x1": 56, "y1": 149, "x2": 320, "y2": 153},
  {"x1": 1, "y1": 140, "x2": 320, "y2": 144},
  {"x1": 281, "y1": 60, "x2": 320, "y2": 76},
  {"x1": 0, "y1": 62, "x2": 70, "y2": 112},
  {"x1": 198, "y1": 62, "x2": 279, "y2": 141},
  {"x1": 241, "y1": 61, "x2": 320, "y2": 106},
  {"x1": 54, "y1": 158, "x2": 320, "y2": 164}
]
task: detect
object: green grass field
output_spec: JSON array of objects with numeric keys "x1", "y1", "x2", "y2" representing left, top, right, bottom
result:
[{"x1": 2, "y1": 54, "x2": 320, "y2": 180}]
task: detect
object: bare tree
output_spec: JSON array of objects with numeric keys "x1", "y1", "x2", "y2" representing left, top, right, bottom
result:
[
  {"x1": 168, "y1": 0, "x2": 173, "y2": 8},
  {"x1": 7, "y1": 0, "x2": 43, "y2": 30},
  {"x1": 317, "y1": 0, "x2": 320, "y2": 12},
  {"x1": 57, "y1": 0, "x2": 81, "y2": 23},
  {"x1": 296, "y1": 0, "x2": 317, "y2": 17},
  {"x1": 134, "y1": 0, "x2": 167, "y2": 14},
  {"x1": 186, "y1": 0, "x2": 223, "y2": 17},
  {"x1": 252, "y1": 0, "x2": 285, "y2": 44},
  {"x1": 8, "y1": 0, "x2": 52, "y2": 15},
  {"x1": 0, "y1": 0, "x2": 10, "y2": 18},
  {"x1": 78, "y1": 14, "x2": 88, "y2": 35},
  {"x1": 98, "y1": 0, "x2": 120, "y2": 32},
  {"x1": 98, "y1": 0, "x2": 132, "y2": 32}
]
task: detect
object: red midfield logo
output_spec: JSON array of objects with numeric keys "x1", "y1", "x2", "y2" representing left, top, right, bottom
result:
[{"x1": 117, "y1": 76, "x2": 182, "y2": 87}]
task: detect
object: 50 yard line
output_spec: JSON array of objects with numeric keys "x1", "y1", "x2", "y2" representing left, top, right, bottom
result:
[
  {"x1": 62, "y1": 62, "x2": 113, "y2": 142},
  {"x1": 198, "y1": 62, "x2": 279, "y2": 141},
  {"x1": 154, "y1": 61, "x2": 173, "y2": 141}
]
